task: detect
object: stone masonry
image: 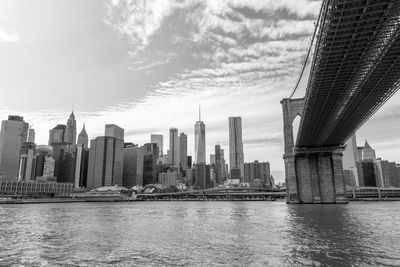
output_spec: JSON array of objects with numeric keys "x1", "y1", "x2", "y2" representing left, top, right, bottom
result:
[{"x1": 281, "y1": 98, "x2": 348, "y2": 204}]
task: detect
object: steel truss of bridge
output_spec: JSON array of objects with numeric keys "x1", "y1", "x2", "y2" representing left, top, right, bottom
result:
[
  {"x1": 298, "y1": 0, "x2": 400, "y2": 148},
  {"x1": 282, "y1": 0, "x2": 400, "y2": 204}
]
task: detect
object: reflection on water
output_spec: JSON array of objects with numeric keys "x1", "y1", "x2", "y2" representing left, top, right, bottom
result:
[{"x1": 0, "y1": 201, "x2": 399, "y2": 266}]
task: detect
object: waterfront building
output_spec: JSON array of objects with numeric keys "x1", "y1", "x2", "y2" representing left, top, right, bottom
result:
[
  {"x1": 43, "y1": 154, "x2": 56, "y2": 177},
  {"x1": 87, "y1": 125, "x2": 124, "y2": 189},
  {"x1": 28, "y1": 128, "x2": 35, "y2": 143},
  {"x1": 230, "y1": 167, "x2": 241, "y2": 180},
  {"x1": 137, "y1": 143, "x2": 159, "y2": 186},
  {"x1": 243, "y1": 161, "x2": 271, "y2": 186},
  {"x1": 0, "y1": 115, "x2": 29, "y2": 180},
  {"x1": 194, "y1": 110, "x2": 206, "y2": 164},
  {"x1": 229, "y1": 117, "x2": 244, "y2": 177},
  {"x1": 169, "y1": 128, "x2": 179, "y2": 166},
  {"x1": 151, "y1": 134, "x2": 163, "y2": 157},
  {"x1": 105, "y1": 124, "x2": 124, "y2": 140},
  {"x1": 187, "y1": 156, "x2": 192, "y2": 169},
  {"x1": 220, "y1": 148, "x2": 228, "y2": 181},
  {"x1": 123, "y1": 143, "x2": 139, "y2": 188},
  {"x1": 18, "y1": 142, "x2": 37, "y2": 181},
  {"x1": 77, "y1": 124, "x2": 88, "y2": 149},
  {"x1": 194, "y1": 163, "x2": 210, "y2": 189},
  {"x1": 35, "y1": 146, "x2": 52, "y2": 177},
  {"x1": 74, "y1": 144, "x2": 89, "y2": 188},
  {"x1": 0, "y1": 180, "x2": 73, "y2": 198},
  {"x1": 389, "y1": 162, "x2": 400, "y2": 187},
  {"x1": 214, "y1": 145, "x2": 221, "y2": 184},
  {"x1": 185, "y1": 168, "x2": 194, "y2": 187},
  {"x1": 210, "y1": 154, "x2": 215, "y2": 165},
  {"x1": 374, "y1": 158, "x2": 391, "y2": 187},
  {"x1": 158, "y1": 171, "x2": 182, "y2": 187},
  {"x1": 362, "y1": 140, "x2": 376, "y2": 160},
  {"x1": 65, "y1": 111, "x2": 77, "y2": 146},
  {"x1": 342, "y1": 134, "x2": 360, "y2": 186},
  {"x1": 179, "y1": 133, "x2": 188, "y2": 170},
  {"x1": 158, "y1": 155, "x2": 170, "y2": 165},
  {"x1": 55, "y1": 146, "x2": 77, "y2": 184},
  {"x1": 357, "y1": 160, "x2": 376, "y2": 187},
  {"x1": 48, "y1": 124, "x2": 66, "y2": 146}
]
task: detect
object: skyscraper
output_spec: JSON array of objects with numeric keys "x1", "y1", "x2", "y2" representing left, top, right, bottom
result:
[
  {"x1": 229, "y1": 117, "x2": 244, "y2": 176},
  {"x1": 123, "y1": 143, "x2": 139, "y2": 188},
  {"x1": 65, "y1": 111, "x2": 77, "y2": 146},
  {"x1": 362, "y1": 140, "x2": 376, "y2": 160},
  {"x1": 179, "y1": 133, "x2": 188, "y2": 170},
  {"x1": 87, "y1": 125, "x2": 124, "y2": 189},
  {"x1": 28, "y1": 128, "x2": 35, "y2": 143},
  {"x1": 194, "y1": 107, "x2": 206, "y2": 164},
  {"x1": 48, "y1": 124, "x2": 67, "y2": 146},
  {"x1": 18, "y1": 142, "x2": 37, "y2": 181},
  {"x1": 0, "y1": 115, "x2": 29, "y2": 179},
  {"x1": 169, "y1": 128, "x2": 179, "y2": 165},
  {"x1": 151, "y1": 134, "x2": 163, "y2": 157},
  {"x1": 215, "y1": 145, "x2": 222, "y2": 184},
  {"x1": 137, "y1": 143, "x2": 159, "y2": 186},
  {"x1": 77, "y1": 124, "x2": 89, "y2": 149},
  {"x1": 342, "y1": 133, "x2": 359, "y2": 186},
  {"x1": 74, "y1": 143, "x2": 89, "y2": 188}
]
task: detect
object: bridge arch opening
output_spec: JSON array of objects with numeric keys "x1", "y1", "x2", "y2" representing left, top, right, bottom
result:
[{"x1": 292, "y1": 114, "x2": 301, "y2": 146}]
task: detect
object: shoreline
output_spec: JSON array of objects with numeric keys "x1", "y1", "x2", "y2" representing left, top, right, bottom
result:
[{"x1": 1, "y1": 197, "x2": 400, "y2": 204}]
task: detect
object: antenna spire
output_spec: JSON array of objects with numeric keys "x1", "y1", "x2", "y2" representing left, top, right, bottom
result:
[{"x1": 199, "y1": 104, "x2": 201, "y2": 121}]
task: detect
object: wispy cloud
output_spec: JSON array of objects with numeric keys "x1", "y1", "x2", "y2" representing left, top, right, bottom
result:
[{"x1": 0, "y1": 28, "x2": 18, "y2": 43}]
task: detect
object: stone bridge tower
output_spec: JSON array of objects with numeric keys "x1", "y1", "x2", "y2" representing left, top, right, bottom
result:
[{"x1": 281, "y1": 98, "x2": 347, "y2": 204}]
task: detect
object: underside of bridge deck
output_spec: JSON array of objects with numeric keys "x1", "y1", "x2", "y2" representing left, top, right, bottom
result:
[{"x1": 282, "y1": 0, "x2": 400, "y2": 204}]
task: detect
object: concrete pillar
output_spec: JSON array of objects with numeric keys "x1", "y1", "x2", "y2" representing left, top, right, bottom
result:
[
  {"x1": 284, "y1": 155, "x2": 299, "y2": 203},
  {"x1": 332, "y1": 152, "x2": 347, "y2": 203},
  {"x1": 318, "y1": 156, "x2": 335, "y2": 203},
  {"x1": 296, "y1": 157, "x2": 313, "y2": 203},
  {"x1": 309, "y1": 157, "x2": 321, "y2": 203}
]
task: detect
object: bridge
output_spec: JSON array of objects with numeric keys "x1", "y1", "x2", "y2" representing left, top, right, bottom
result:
[{"x1": 282, "y1": 0, "x2": 400, "y2": 203}]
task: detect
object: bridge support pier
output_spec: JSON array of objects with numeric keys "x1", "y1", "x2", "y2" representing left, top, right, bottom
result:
[
  {"x1": 281, "y1": 98, "x2": 348, "y2": 204},
  {"x1": 286, "y1": 151, "x2": 347, "y2": 204}
]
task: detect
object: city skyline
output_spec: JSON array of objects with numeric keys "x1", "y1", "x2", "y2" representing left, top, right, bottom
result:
[{"x1": 1, "y1": 0, "x2": 400, "y2": 181}]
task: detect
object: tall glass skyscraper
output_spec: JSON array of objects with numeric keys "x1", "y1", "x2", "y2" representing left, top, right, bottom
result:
[
  {"x1": 229, "y1": 117, "x2": 244, "y2": 176},
  {"x1": 0, "y1": 115, "x2": 29, "y2": 179},
  {"x1": 194, "y1": 108, "x2": 206, "y2": 164},
  {"x1": 151, "y1": 134, "x2": 163, "y2": 157},
  {"x1": 169, "y1": 128, "x2": 179, "y2": 165},
  {"x1": 179, "y1": 132, "x2": 188, "y2": 170}
]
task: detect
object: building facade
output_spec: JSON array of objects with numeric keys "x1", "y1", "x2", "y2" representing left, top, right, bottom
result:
[
  {"x1": 18, "y1": 142, "x2": 37, "y2": 181},
  {"x1": 0, "y1": 115, "x2": 29, "y2": 180},
  {"x1": 179, "y1": 133, "x2": 188, "y2": 170},
  {"x1": 65, "y1": 111, "x2": 77, "y2": 146},
  {"x1": 77, "y1": 124, "x2": 88, "y2": 149},
  {"x1": 123, "y1": 143, "x2": 139, "y2": 188},
  {"x1": 49, "y1": 124, "x2": 66, "y2": 146},
  {"x1": 169, "y1": 128, "x2": 179, "y2": 165},
  {"x1": 229, "y1": 117, "x2": 244, "y2": 176},
  {"x1": 87, "y1": 125, "x2": 124, "y2": 189},
  {"x1": 194, "y1": 119, "x2": 206, "y2": 164},
  {"x1": 151, "y1": 134, "x2": 163, "y2": 157}
]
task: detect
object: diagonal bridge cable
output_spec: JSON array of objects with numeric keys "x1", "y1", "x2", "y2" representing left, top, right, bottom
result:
[{"x1": 289, "y1": 0, "x2": 327, "y2": 99}]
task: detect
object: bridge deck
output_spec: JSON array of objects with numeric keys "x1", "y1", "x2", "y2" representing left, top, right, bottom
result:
[{"x1": 297, "y1": 0, "x2": 400, "y2": 148}]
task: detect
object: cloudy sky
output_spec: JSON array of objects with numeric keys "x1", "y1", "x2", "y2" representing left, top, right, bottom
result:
[{"x1": 1, "y1": 0, "x2": 400, "y2": 181}]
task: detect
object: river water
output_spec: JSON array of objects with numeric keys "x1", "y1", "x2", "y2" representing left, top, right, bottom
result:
[{"x1": 0, "y1": 201, "x2": 399, "y2": 266}]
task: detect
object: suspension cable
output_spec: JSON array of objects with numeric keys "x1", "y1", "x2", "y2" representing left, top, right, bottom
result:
[{"x1": 289, "y1": 0, "x2": 326, "y2": 99}]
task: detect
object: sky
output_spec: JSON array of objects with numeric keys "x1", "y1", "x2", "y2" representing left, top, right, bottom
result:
[{"x1": 0, "y1": 0, "x2": 400, "y2": 182}]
